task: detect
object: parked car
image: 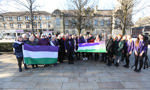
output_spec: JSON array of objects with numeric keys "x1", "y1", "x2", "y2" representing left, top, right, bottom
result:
[{"x1": 4, "y1": 36, "x2": 16, "y2": 40}]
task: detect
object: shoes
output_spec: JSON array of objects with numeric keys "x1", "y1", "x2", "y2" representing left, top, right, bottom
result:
[
  {"x1": 19, "y1": 68, "x2": 22, "y2": 72},
  {"x1": 124, "y1": 65, "x2": 129, "y2": 68},
  {"x1": 137, "y1": 69, "x2": 141, "y2": 72},
  {"x1": 24, "y1": 67, "x2": 29, "y2": 70},
  {"x1": 115, "y1": 63, "x2": 119, "y2": 67},
  {"x1": 134, "y1": 69, "x2": 137, "y2": 72},
  {"x1": 107, "y1": 63, "x2": 112, "y2": 66},
  {"x1": 83, "y1": 57, "x2": 88, "y2": 61},
  {"x1": 69, "y1": 62, "x2": 74, "y2": 64}
]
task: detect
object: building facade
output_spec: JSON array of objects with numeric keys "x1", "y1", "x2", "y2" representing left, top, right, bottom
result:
[
  {"x1": 132, "y1": 16, "x2": 150, "y2": 37},
  {"x1": 0, "y1": 9, "x2": 113, "y2": 38}
]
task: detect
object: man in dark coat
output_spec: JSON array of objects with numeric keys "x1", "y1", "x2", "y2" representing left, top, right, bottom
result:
[
  {"x1": 58, "y1": 35, "x2": 66, "y2": 63},
  {"x1": 66, "y1": 35, "x2": 75, "y2": 64},
  {"x1": 106, "y1": 34, "x2": 114, "y2": 66}
]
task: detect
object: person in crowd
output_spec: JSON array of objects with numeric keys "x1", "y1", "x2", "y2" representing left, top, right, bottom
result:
[
  {"x1": 22, "y1": 34, "x2": 30, "y2": 44},
  {"x1": 27, "y1": 35, "x2": 38, "y2": 69},
  {"x1": 21, "y1": 34, "x2": 29, "y2": 69},
  {"x1": 124, "y1": 35, "x2": 134, "y2": 68},
  {"x1": 121, "y1": 35, "x2": 127, "y2": 62},
  {"x1": 101, "y1": 33, "x2": 108, "y2": 63},
  {"x1": 48, "y1": 33, "x2": 52, "y2": 42},
  {"x1": 80, "y1": 34, "x2": 89, "y2": 60},
  {"x1": 50, "y1": 36, "x2": 58, "y2": 46},
  {"x1": 143, "y1": 35, "x2": 149, "y2": 69},
  {"x1": 87, "y1": 34, "x2": 95, "y2": 59},
  {"x1": 34, "y1": 33, "x2": 41, "y2": 44},
  {"x1": 72, "y1": 35, "x2": 78, "y2": 60},
  {"x1": 38, "y1": 34, "x2": 50, "y2": 45},
  {"x1": 87, "y1": 34, "x2": 95, "y2": 43},
  {"x1": 78, "y1": 34, "x2": 86, "y2": 60},
  {"x1": 106, "y1": 34, "x2": 114, "y2": 66},
  {"x1": 57, "y1": 34, "x2": 65, "y2": 63},
  {"x1": 38, "y1": 34, "x2": 50, "y2": 67},
  {"x1": 114, "y1": 34, "x2": 124, "y2": 67},
  {"x1": 66, "y1": 35, "x2": 75, "y2": 64},
  {"x1": 94, "y1": 35, "x2": 101, "y2": 61},
  {"x1": 13, "y1": 36, "x2": 26, "y2": 72},
  {"x1": 134, "y1": 34, "x2": 146, "y2": 72}
]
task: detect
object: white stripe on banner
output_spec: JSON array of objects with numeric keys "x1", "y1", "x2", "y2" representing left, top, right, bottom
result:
[
  {"x1": 78, "y1": 44, "x2": 105, "y2": 50},
  {"x1": 23, "y1": 50, "x2": 58, "y2": 58}
]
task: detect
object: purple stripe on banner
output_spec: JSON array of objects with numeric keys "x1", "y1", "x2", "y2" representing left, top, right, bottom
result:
[
  {"x1": 79, "y1": 41, "x2": 105, "y2": 47},
  {"x1": 24, "y1": 44, "x2": 58, "y2": 52}
]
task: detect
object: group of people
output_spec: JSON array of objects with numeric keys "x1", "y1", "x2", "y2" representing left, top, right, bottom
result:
[{"x1": 13, "y1": 32, "x2": 149, "y2": 72}]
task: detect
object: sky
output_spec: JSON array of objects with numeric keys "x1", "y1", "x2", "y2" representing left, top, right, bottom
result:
[{"x1": 0, "y1": 0, "x2": 150, "y2": 23}]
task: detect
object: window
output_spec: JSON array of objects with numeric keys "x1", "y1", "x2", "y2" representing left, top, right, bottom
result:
[
  {"x1": 56, "y1": 18, "x2": 60, "y2": 25},
  {"x1": 115, "y1": 18, "x2": 120, "y2": 25},
  {"x1": 18, "y1": 24, "x2": 22, "y2": 28},
  {"x1": 94, "y1": 20, "x2": 98, "y2": 26},
  {"x1": 9, "y1": 17, "x2": 13, "y2": 21},
  {"x1": 107, "y1": 20, "x2": 111, "y2": 26},
  {"x1": 71, "y1": 19, "x2": 76, "y2": 27},
  {"x1": 34, "y1": 16, "x2": 37, "y2": 20},
  {"x1": 86, "y1": 20, "x2": 91, "y2": 27},
  {"x1": 39, "y1": 16, "x2": 42, "y2": 20},
  {"x1": 3, "y1": 23, "x2": 6, "y2": 28},
  {"x1": 66, "y1": 30, "x2": 69, "y2": 33},
  {"x1": 65, "y1": 20, "x2": 69, "y2": 26},
  {"x1": 17, "y1": 16, "x2": 22, "y2": 21},
  {"x1": 10, "y1": 23, "x2": 14, "y2": 28},
  {"x1": 100, "y1": 19, "x2": 104, "y2": 26},
  {"x1": 40, "y1": 23, "x2": 42, "y2": 28},
  {"x1": 34, "y1": 23, "x2": 37, "y2": 28},
  {"x1": 3, "y1": 17, "x2": 5, "y2": 21},
  {"x1": 46, "y1": 16, "x2": 50, "y2": 20},
  {"x1": 47, "y1": 23, "x2": 50, "y2": 28},
  {"x1": 25, "y1": 16, "x2": 30, "y2": 21},
  {"x1": 72, "y1": 30, "x2": 75, "y2": 34},
  {"x1": 26, "y1": 23, "x2": 30, "y2": 28}
]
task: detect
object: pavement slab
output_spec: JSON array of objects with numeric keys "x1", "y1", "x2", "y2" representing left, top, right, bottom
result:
[{"x1": 0, "y1": 52, "x2": 150, "y2": 89}]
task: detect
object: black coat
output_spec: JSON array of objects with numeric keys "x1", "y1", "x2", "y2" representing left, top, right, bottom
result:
[
  {"x1": 66, "y1": 38, "x2": 74, "y2": 52},
  {"x1": 106, "y1": 38, "x2": 113, "y2": 53},
  {"x1": 58, "y1": 38, "x2": 65, "y2": 52}
]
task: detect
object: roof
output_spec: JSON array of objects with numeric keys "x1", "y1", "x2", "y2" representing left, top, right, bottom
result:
[
  {"x1": 0, "y1": 11, "x2": 51, "y2": 17},
  {"x1": 61, "y1": 9, "x2": 113, "y2": 16},
  {"x1": 95, "y1": 10, "x2": 113, "y2": 16},
  {"x1": 134, "y1": 16, "x2": 150, "y2": 27}
]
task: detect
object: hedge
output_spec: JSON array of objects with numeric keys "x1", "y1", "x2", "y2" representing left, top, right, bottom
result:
[{"x1": 0, "y1": 43, "x2": 13, "y2": 52}]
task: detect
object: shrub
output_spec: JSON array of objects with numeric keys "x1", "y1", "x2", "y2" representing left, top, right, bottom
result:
[{"x1": 0, "y1": 43, "x2": 13, "y2": 52}]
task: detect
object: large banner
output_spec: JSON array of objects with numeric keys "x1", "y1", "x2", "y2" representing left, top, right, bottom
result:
[
  {"x1": 77, "y1": 41, "x2": 107, "y2": 53},
  {"x1": 23, "y1": 44, "x2": 58, "y2": 65}
]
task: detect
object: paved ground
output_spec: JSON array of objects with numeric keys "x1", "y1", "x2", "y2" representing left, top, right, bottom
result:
[{"x1": 0, "y1": 51, "x2": 150, "y2": 90}]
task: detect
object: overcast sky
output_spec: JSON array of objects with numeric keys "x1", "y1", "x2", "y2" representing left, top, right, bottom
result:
[{"x1": 0, "y1": 0, "x2": 150, "y2": 23}]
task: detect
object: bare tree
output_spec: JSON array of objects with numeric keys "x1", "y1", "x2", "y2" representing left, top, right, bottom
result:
[
  {"x1": 66, "y1": 0, "x2": 97, "y2": 35},
  {"x1": 14, "y1": 0, "x2": 40, "y2": 35},
  {"x1": 114, "y1": 0, "x2": 142, "y2": 35}
]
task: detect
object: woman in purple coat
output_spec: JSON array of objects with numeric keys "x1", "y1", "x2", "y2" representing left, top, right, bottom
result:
[
  {"x1": 124, "y1": 35, "x2": 134, "y2": 68},
  {"x1": 134, "y1": 34, "x2": 146, "y2": 72},
  {"x1": 38, "y1": 34, "x2": 50, "y2": 46},
  {"x1": 78, "y1": 34, "x2": 87, "y2": 60}
]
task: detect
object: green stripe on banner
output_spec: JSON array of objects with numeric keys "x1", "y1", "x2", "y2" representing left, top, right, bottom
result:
[
  {"x1": 24, "y1": 57, "x2": 57, "y2": 64},
  {"x1": 77, "y1": 49, "x2": 107, "y2": 53}
]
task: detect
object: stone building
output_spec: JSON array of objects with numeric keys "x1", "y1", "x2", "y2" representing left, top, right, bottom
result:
[
  {"x1": 0, "y1": 9, "x2": 113, "y2": 38},
  {"x1": 132, "y1": 16, "x2": 150, "y2": 37},
  {"x1": 0, "y1": 11, "x2": 52, "y2": 37}
]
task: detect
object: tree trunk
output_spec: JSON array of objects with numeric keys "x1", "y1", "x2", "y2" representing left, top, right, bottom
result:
[{"x1": 122, "y1": 27, "x2": 126, "y2": 35}]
